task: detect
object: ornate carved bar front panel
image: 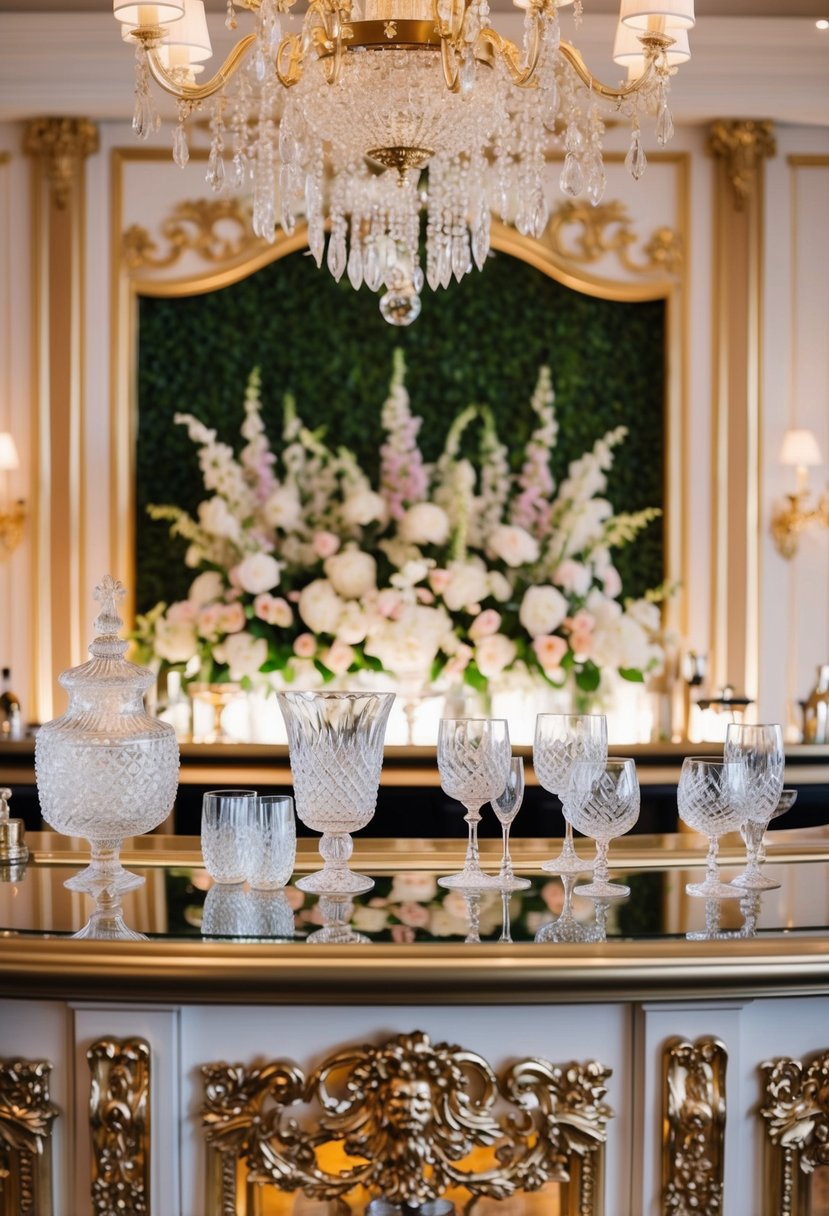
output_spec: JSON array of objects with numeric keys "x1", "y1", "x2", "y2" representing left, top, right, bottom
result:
[
  {"x1": 0, "y1": 1057, "x2": 58, "y2": 1216},
  {"x1": 761, "y1": 1049, "x2": 829, "y2": 1216},
  {"x1": 662, "y1": 1036, "x2": 727, "y2": 1216},
  {"x1": 87, "y1": 1037, "x2": 151, "y2": 1216}
]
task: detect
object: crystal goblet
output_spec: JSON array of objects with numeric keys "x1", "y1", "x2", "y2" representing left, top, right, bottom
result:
[
  {"x1": 490, "y1": 756, "x2": 531, "y2": 892},
  {"x1": 567, "y1": 757, "x2": 640, "y2": 898},
  {"x1": 437, "y1": 718, "x2": 510, "y2": 891},
  {"x1": 677, "y1": 757, "x2": 745, "y2": 899},
  {"x1": 533, "y1": 714, "x2": 607, "y2": 874},
  {"x1": 278, "y1": 690, "x2": 394, "y2": 895},
  {"x1": 725, "y1": 723, "x2": 785, "y2": 891}
]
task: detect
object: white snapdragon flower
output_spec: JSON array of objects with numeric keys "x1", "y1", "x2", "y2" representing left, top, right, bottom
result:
[
  {"x1": 399, "y1": 502, "x2": 451, "y2": 546},
  {"x1": 188, "y1": 571, "x2": 224, "y2": 606},
  {"x1": 262, "y1": 485, "x2": 302, "y2": 531},
  {"x1": 214, "y1": 631, "x2": 268, "y2": 680},
  {"x1": 324, "y1": 548, "x2": 377, "y2": 599},
  {"x1": 474, "y1": 633, "x2": 517, "y2": 678},
  {"x1": 235, "y1": 552, "x2": 281, "y2": 595},
  {"x1": 298, "y1": 579, "x2": 343, "y2": 635},
  {"x1": 342, "y1": 489, "x2": 387, "y2": 527},
  {"x1": 198, "y1": 496, "x2": 241, "y2": 541},
  {"x1": 487, "y1": 524, "x2": 540, "y2": 568},
  {"x1": 519, "y1": 585, "x2": 568, "y2": 638},
  {"x1": 441, "y1": 561, "x2": 490, "y2": 613}
]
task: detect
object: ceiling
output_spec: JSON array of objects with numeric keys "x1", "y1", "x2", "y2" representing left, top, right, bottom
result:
[{"x1": 0, "y1": 0, "x2": 827, "y2": 11}]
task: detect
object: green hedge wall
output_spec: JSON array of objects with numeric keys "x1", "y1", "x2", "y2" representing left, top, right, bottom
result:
[{"x1": 136, "y1": 248, "x2": 666, "y2": 612}]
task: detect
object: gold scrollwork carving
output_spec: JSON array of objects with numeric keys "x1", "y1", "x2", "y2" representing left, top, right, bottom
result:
[
  {"x1": 546, "y1": 199, "x2": 682, "y2": 276},
  {"x1": 708, "y1": 119, "x2": 776, "y2": 212},
  {"x1": 662, "y1": 1036, "x2": 727, "y2": 1216},
  {"x1": 0, "y1": 1057, "x2": 58, "y2": 1216},
  {"x1": 122, "y1": 198, "x2": 264, "y2": 272},
  {"x1": 761, "y1": 1049, "x2": 829, "y2": 1216},
  {"x1": 87, "y1": 1037, "x2": 151, "y2": 1216},
  {"x1": 23, "y1": 117, "x2": 99, "y2": 210},
  {"x1": 202, "y1": 1030, "x2": 613, "y2": 1216}
]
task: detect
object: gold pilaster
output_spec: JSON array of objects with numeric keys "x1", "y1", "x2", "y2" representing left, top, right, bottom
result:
[
  {"x1": 87, "y1": 1037, "x2": 151, "y2": 1215},
  {"x1": 24, "y1": 118, "x2": 99, "y2": 720},
  {"x1": 761, "y1": 1049, "x2": 829, "y2": 1216},
  {"x1": 662, "y1": 1036, "x2": 727, "y2": 1215},
  {"x1": 707, "y1": 120, "x2": 776, "y2": 704},
  {"x1": 0, "y1": 1057, "x2": 59, "y2": 1216}
]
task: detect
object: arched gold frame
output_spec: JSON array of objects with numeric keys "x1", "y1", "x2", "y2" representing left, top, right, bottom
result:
[{"x1": 110, "y1": 147, "x2": 687, "y2": 673}]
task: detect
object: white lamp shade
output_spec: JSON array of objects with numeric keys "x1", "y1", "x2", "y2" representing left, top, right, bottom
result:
[
  {"x1": 0, "y1": 434, "x2": 19, "y2": 472},
  {"x1": 158, "y1": 0, "x2": 212, "y2": 61},
  {"x1": 781, "y1": 428, "x2": 823, "y2": 467},
  {"x1": 613, "y1": 18, "x2": 690, "y2": 66},
  {"x1": 113, "y1": 0, "x2": 185, "y2": 28},
  {"x1": 620, "y1": 0, "x2": 695, "y2": 32}
]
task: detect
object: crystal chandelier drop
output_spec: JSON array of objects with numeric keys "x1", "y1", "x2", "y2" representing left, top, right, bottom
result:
[{"x1": 115, "y1": 0, "x2": 694, "y2": 323}]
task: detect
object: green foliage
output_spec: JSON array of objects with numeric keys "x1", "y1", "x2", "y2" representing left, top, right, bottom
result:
[{"x1": 136, "y1": 250, "x2": 665, "y2": 611}]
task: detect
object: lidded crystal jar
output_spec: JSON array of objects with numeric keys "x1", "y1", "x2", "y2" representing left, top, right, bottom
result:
[{"x1": 35, "y1": 575, "x2": 180, "y2": 897}]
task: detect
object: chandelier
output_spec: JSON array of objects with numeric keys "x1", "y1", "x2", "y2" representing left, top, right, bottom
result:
[{"x1": 114, "y1": 0, "x2": 694, "y2": 323}]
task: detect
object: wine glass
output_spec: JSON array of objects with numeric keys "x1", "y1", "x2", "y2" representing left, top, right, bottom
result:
[
  {"x1": 567, "y1": 758, "x2": 640, "y2": 898},
  {"x1": 725, "y1": 723, "x2": 785, "y2": 891},
  {"x1": 676, "y1": 757, "x2": 744, "y2": 899},
  {"x1": 535, "y1": 873, "x2": 594, "y2": 943},
  {"x1": 533, "y1": 714, "x2": 607, "y2": 874},
  {"x1": 490, "y1": 757, "x2": 531, "y2": 891},
  {"x1": 437, "y1": 718, "x2": 510, "y2": 891}
]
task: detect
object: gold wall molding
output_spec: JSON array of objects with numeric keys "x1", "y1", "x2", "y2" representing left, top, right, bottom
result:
[
  {"x1": 708, "y1": 120, "x2": 777, "y2": 213},
  {"x1": 546, "y1": 199, "x2": 682, "y2": 277},
  {"x1": 0, "y1": 1057, "x2": 58, "y2": 1216},
  {"x1": 88, "y1": 1037, "x2": 151, "y2": 1216},
  {"x1": 23, "y1": 118, "x2": 98, "y2": 212},
  {"x1": 122, "y1": 197, "x2": 264, "y2": 272},
  {"x1": 761, "y1": 1049, "x2": 829, "y2": 1216},
  {"x1": 201, "y1": 1030, "x2": 612, "y2": 1216},
  {"x1": 662, "y1": 1036, "x2": 727, "y2": 1216}
]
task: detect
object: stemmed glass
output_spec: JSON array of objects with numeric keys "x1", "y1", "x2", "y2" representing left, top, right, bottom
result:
[
  {"x1": 724, "y1": 723, "x2": 785, "y2": 891},
  {"x1": 676, "y1": 757, "x2": 744, "y2": 899},
  {"x1": 490, "y1": 757, "x2": 531, "y2": 891},
  {"x1": 535, "y1": 873, "x2": 594, "y2": 943},
  {"x1": 437, "y1": 718, "x2": 511, "y2": 891},
  {"x1": 533, "y1": 714, "x2": 607, "y2": 874},
  {"x1": 567, "y1": 758, "x2": 640, "y2": 898}
]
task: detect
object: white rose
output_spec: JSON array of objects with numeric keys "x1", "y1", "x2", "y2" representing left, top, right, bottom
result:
[
  {"x1": 337, "y1": 601, "x2": 370, "y2": 645},
  {"x1": 488, "y1": 571, "x2": 513, "y2": 603},
  {"x1": 365, "y1": 605, "x2": 452, "y2": 674},
  {"x1": 262, "y1": 486, "x2": 302, "y2": 531},
  {"x1": 188, "y1": 571, "x2": 224, "y2": 606},
  {"x1": 626, "y1": 598, "x2": 661, "y2": 633},
  {"x1": 553, "y1": 559, "x2": 592, "y2": 598},
  {"x1": 235, "y1": 552, "x2": 281, "y2": 595},
  {"x1": 342, "y1": 489, "x2": 387, "y2": 527},
  {"x1": 154, "y1": 616, "x2": 198, "y2": 664},
  {"x1": 487, "y1": 524, "x2": 540, "y2": 568},
  {"x1": 324, "y1": 548, "x2": 377, "y2": 599},
  {"x1": 390, "y1": 559, "x2": 431, "y2": 589},
  {"x1": 586, "y1": 588, "x2": 622, "y2": 630},
  {"x1": 441, "y1": 562, "x2": 490, "y2": 613},
  {"x1": 519, "y1": 585, "x2": 568, "y2": 638},
  {"x1": 475, "y1": 633, "x2": 517, "y2": 678},
  {"x1": 399, "y1": 502, "x2": 451, "y2": 546},
  {"x1": 591, "y1": 616, "x2": 650, "y2": 672},
  {"x1": 298, "y1": 579, "x2": 343, "y2": 635},
  {"x1": 214, "y1": 631, "x2": 268, "y2": 680},
  {"x1": 198, "y1": 496, "x2": 240, "y2": 541}
]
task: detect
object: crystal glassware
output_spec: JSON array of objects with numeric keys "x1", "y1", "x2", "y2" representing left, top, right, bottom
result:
[
  {"x1": 436, "y1": 718, "x2": 511, "y2": 891},
  {"x1": 676, "y1": 757, "x2": 745, "y2": 899},
  {"x1": 277, "y1": 690, "x2": 394, "y2": 895},
  {"x1": 34, "y1": 576, "x2": 180, "y2": 914},
  {"x1": 533, "y1": 714, "x2": 607, "y2": 874},
  {"x1": 725, "y1": 723, "x2": 785, "y2": 891},
  {"x1": 567, "y1": 758, "x2": 640, "y2": 898},
  {"x1": 535, "y1": 873, "x2": 594, "y2": 943},
  {"x1": 248, "y1": 888, "x2": 296, "y2": 939},
  {"x1": 306, "y1": 895, "x2": 369, "y2": 944},
  {"x1": 490, "y1": 756, "x2": 531, "y2": 892},
  {"x1": 201, "y1": 789, "x2": 257, "y2": 884},
  {"x1": 201, "y1": 883, "x2": 257, "y2": 938},
  {"x1": 247, "y1": 795, "x2": 296, "y2": 890}
]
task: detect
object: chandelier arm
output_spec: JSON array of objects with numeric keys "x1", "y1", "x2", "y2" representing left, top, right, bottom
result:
[
  {"x1": 440, "y1": 36, "x2": 462, "y2": 93},
  {"x1": 275, "y1": 33, "x2": 304, "y2": 86},
  {"x1": 478, "y1": 26, "x2": 540, "y2": 89},
  {"x1": 557, "y1": 38, "x2": 663, "y2": 102},
  {"x1": 145, "y1": 34, "x2": 258, "y2": 102}
]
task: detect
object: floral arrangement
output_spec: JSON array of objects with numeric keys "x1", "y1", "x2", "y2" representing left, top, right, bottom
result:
[{"x1": 135, "y1": 353, "x2": 667, "y2": 704}]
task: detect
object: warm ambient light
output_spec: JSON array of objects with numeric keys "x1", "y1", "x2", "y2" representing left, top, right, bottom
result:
[
  {"x1": 771, "y1": 427, "x2": 829, "y2": 559},
  {"x1": 816, "y1": 18, "x2": 829, "y2": 29},
  {"x1": 0, "y1": 433, "x2": 26, "y2": 560},
  {"x1": 116, "y1": 0, "x2": 694, "y2": 326}
]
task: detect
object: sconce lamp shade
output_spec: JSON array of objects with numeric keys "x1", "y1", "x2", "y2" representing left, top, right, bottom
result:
[
  {"x1": 613, "y1": 18, "x2": 691, "y2": 66},
  {"x1": 0, "y1": 434, "x2": 19, "y2": 472},
  {"x1": 157, "y1": 0, "x2": 212, "y2": 63},
  {"x1": 620, "y1": 0, "x2": 695, "y2": 31},
  {"x1": 113, "y1": 0, "x2": 185, "y2": 28},
  {"x1": 781, "y1": 428, "x2": 823, "y2": 468}
]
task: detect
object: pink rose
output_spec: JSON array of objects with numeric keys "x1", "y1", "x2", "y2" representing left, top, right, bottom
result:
[
  {"x1": 390, "y1": 924, "x2": 416, "y2": 944},
  {"x1": 571, "y1": 609, "x2": 595, "y2": 633},
  {"x1": 468, "y1": 609, "x2": 502, "y2": 641},
  {"x1": 416, "y1": 588, "x2": 435, "y2": 605},
  {"x1": 376, "y1": 588, "x2": 403, "y2": 620},
  {"x1": 293, "y1": 633, "x2": 316, "y2": 658},
  {"x1": 603, "y1": 567, "x2": 623, "y2": 598},
  {"x1": 532, "y1": 634, "x2": 568, "y2": 671},
  {"x1": 218, "y1": 602, "x2": 246, "y2": 634},
  {"x1": 254, "y1": 594, "x2": 293, "y2": 628},
  {"x1": 570, "y1": 629, "x2": 593, "y2": 658},
  {"x1": 166, "y1": 600, "x2": 195, "y2": 624},
  {"x1": 428, "y1": 568, "x2": 452, "y2": 595},
  {"x1": 395, "y1": 902, "x2": 430, "y2": 928},
  {"x1": 196, "y1": 604, "x2": 222, "y2": 639},
  {"x1": 312, "y1": 530, "x2": 341, "y2": 559},
  {"x1": 322, "y1": 640, "x2": 355, "y2": 674}
]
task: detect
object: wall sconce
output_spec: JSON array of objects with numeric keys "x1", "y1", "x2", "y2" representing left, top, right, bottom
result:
[
  {"x1": 771, "y1": 428, "x2": 829, "y2": 559},
  {"x1": 0, "y1": 434, "x2": 26, "y2": 560}
]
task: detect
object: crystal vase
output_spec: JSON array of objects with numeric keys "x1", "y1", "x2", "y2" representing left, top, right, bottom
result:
[
  {"x1": 35, "y1": 576, "x2": 180, "y2": 933},
  {"x1": 277, "y1": 690, "x2": 394, "y2": 895}
]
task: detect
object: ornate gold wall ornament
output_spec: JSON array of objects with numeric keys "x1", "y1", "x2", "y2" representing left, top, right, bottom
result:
[
  {"x1": 122, "y1": 198, "x2": 264, "y2": 272},
  {"x1": 87, "y1": 1037, "x2": 150, "y2": 1216},
  {"x1": 0, "y1": 1057, "x2": 58, "y2": 1216},
  {"x1": 707, "y1": 119, "x2": 777, "y2": 212},
  {"x1": 202, "y1": 1030, "x2": 612, "y2": 1216},
  {"x1": 23, "y1": 118, "x2": 99, "y2": 210},
  {"x1": 662, "y1": 1036, "x2": 727, "y2": 1216},
  {"x1": 761, "y1": 1050, "x2": 829, "y2": 1216},
  {"x1": 546, "y1": 199, "x2": 682, "y2": 276}
]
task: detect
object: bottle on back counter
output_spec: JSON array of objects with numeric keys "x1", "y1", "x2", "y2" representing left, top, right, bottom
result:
[{"x1": 0, "y1": 668, "x2": 22, "y2": 739}]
